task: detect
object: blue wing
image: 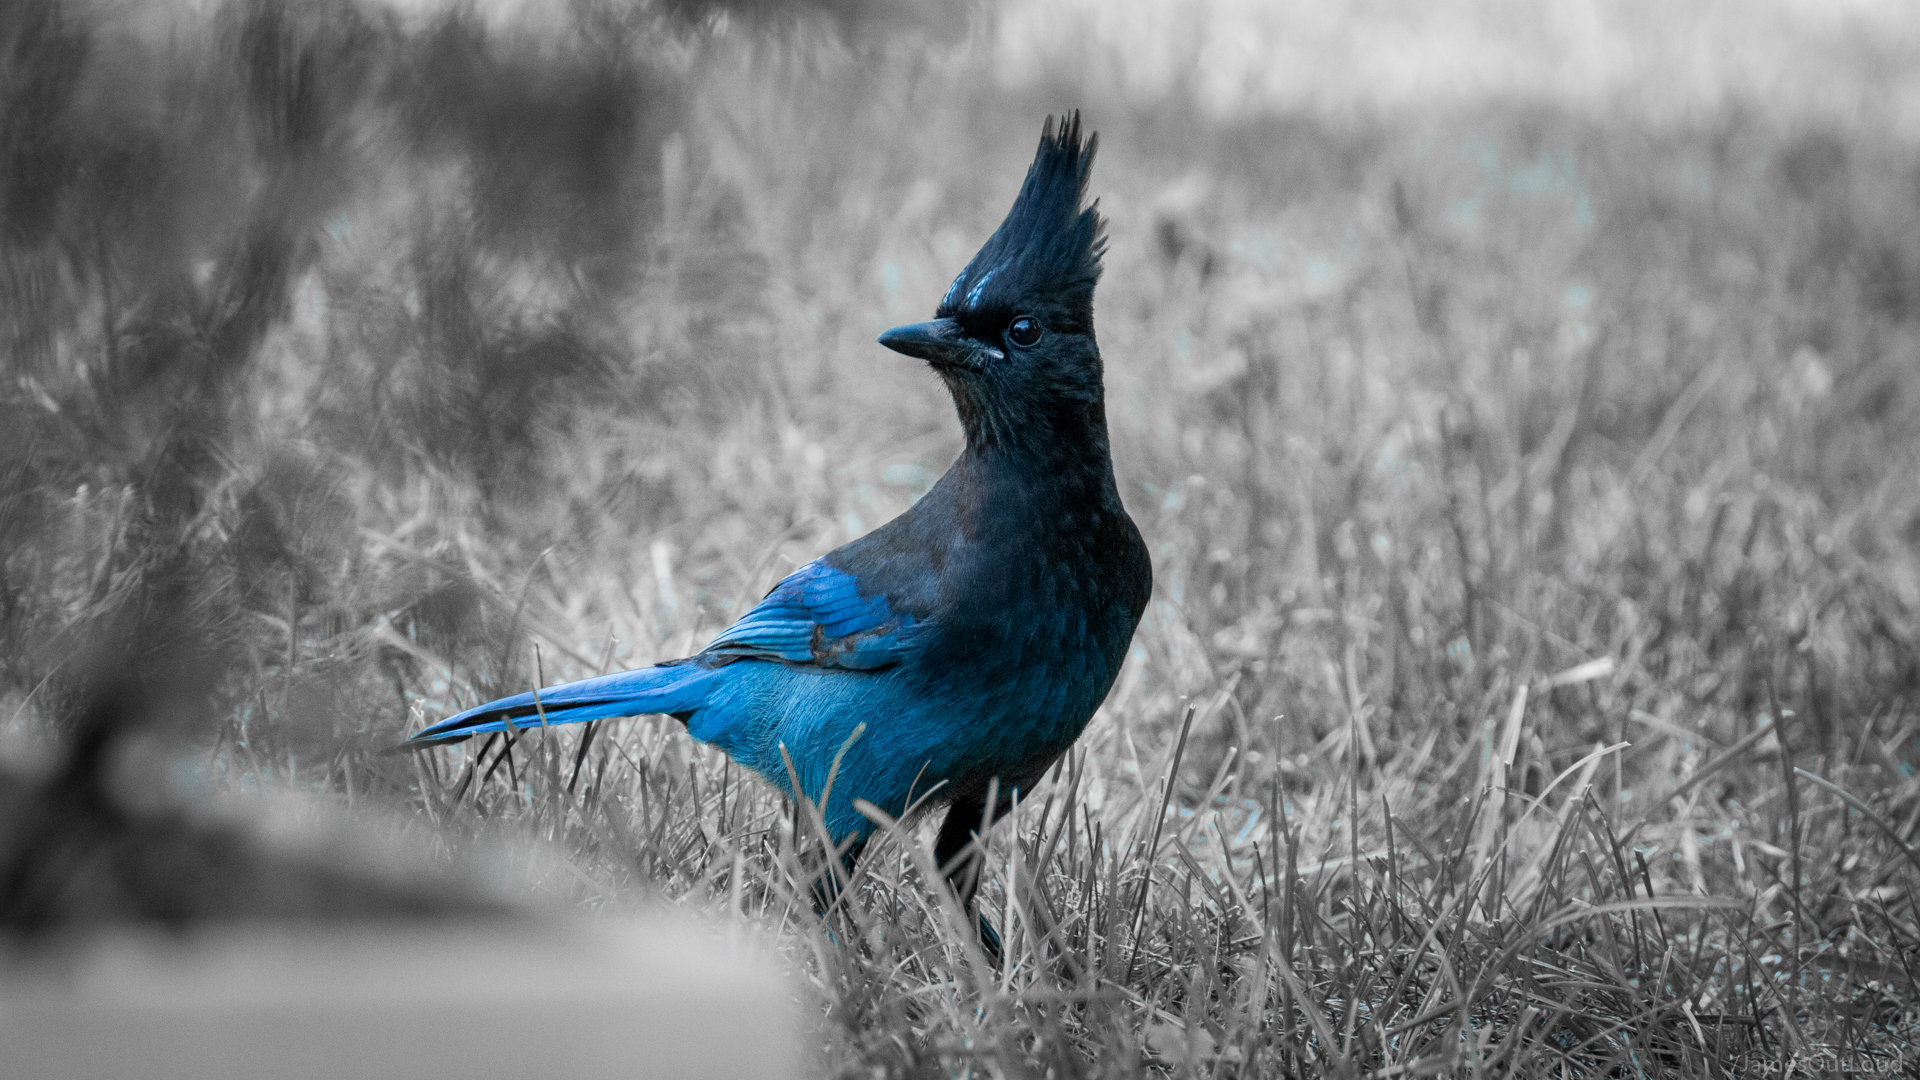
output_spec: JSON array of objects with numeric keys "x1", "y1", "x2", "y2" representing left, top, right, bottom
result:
[
  {"x1": 406, "y1": 560, "x2": 914, "y2": 748},
  {"x1": 701, "y1": 559, "x2": 915, "y2": 671}
]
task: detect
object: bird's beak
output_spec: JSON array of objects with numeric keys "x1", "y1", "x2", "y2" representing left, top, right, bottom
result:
[{"x1": 878, "y1": 318, "x2": 996, "y2": 370}]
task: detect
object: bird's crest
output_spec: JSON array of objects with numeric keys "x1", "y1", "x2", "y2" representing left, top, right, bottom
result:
[{"x1": 937, "y1": 112, "x2": 1104, "y2": 328}]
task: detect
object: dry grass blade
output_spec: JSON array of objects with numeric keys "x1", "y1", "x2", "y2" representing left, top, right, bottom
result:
[
  {"x1": 1793, "y1": 769, "x2": 1920, "y2": 881},
  {"x1": 1124, "y1": 701, "x2": 1196, "y2": 982}
]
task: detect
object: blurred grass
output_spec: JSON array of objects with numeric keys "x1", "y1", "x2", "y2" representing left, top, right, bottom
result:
[{"x1": 3, "y1": 0, "x2": 1920, "y2": 1075}]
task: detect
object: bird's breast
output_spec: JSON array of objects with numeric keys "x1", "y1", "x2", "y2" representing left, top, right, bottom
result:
[
  {"x1": 917, "y1": 501, "x2": 1146, "y2": 726},
  {"x1": 833, "y1": 442, "x2": 1151, "y2": 779}
]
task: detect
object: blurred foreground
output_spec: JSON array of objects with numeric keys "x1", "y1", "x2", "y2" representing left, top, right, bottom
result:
[
  {"x1": 3, "y1": 0, "x2": 1919, "y2": 1075},
  {"x1": 4, "y1": 918, "x2": 797, "y2": 1080}
]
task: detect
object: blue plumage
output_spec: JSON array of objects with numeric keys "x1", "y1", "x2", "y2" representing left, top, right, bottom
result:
[{"x1": 409, "y1": 113, "x2": 1151, "y2": 952}]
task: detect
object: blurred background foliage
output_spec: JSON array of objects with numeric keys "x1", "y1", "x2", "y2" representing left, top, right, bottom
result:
[{"x1": 2, "y1": 0, "x2": 1919, "y2": 1069}]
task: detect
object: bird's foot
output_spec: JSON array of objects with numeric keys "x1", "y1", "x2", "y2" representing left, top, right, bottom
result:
[{"x1": 976, "y1": 912, "x2": 1003, "y2": 967}]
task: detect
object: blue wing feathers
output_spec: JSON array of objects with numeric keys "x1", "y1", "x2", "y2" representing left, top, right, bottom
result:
[
  {"x1": 702, "y1": 560, "x2": 911, "y2": 668},
  {"x1": 407, "y1": 560, "x2": 913, "y2": 747}
]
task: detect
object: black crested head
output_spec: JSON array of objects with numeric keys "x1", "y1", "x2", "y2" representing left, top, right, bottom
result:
[
  {"x1": 877, "y1": 113, "x2": 1112, "y2": 456},
  {"x1": 937, "y1": 112, "x2": 1104, "y2": 336}
]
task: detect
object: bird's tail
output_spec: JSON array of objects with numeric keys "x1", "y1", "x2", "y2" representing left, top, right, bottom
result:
[{"x1": 405, "y1": 662, "x2": 716, "y2": 747}]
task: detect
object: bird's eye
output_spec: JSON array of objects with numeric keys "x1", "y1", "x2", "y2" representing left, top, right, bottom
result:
[{"x1": 1007, "y1": 316, "x2": 1042, "y2": 348}]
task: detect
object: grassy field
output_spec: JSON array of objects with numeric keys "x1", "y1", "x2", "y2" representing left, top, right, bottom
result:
[{"x1": 4, "y1": 1, "x2": 1920, "y2": 1075}]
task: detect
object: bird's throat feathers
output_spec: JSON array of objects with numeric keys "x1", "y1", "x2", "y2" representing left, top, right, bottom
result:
[
  {"x1": 946, "y1": 363, "x2": 1111, "y2": 465},
  {"x1": 947, "y1": 388, "x2": 1124, "y2": 531}
]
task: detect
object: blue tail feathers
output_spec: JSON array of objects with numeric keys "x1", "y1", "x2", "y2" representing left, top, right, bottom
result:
[{"x1": 406, "y1": 662, "x2": 717, "y2": 746}]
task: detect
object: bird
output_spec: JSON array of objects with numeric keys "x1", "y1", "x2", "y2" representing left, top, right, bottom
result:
[{"x1": 407, "y1": 112, "x2": 1151, "y2": 956}]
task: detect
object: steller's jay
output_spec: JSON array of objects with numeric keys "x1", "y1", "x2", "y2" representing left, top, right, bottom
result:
[{"x1": 408, "y1": 113, "x2": 1151, "y2": 955}]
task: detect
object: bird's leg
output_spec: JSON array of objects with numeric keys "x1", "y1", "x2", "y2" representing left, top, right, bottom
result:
[
  {"x1": 934, "y1": 792, "x2": 1004, "y2": 964},
  {"x1": 809, "y1": 832, "x2": 868, "y2": 920},
  {"x1": 933, "y1": 795, "x2": 988, "y2": 908}
]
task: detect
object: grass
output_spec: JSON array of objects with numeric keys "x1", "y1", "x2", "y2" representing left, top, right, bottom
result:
[{"x1": 3, "y1": 1, "x2": 1919, "y2": 1075}]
